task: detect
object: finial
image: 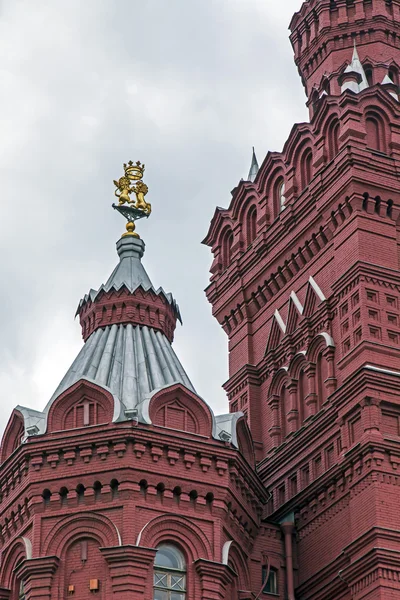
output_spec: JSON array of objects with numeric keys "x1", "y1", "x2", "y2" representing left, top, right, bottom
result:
[
  {"x1": 247, "y1": 147, "x2": 259, "y2": 182},
  {"x1": 112, "y1": 160, "x2": 152, "y2": 238}
]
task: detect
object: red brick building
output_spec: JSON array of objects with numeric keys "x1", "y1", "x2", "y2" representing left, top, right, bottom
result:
[{"x1": 1, "y1": 1, "x2": 400, "y2": 598}]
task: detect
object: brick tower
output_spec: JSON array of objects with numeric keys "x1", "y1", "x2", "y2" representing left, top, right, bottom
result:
[{"x1": 204, "y1": 0, "x2": 400, "y2": 598}]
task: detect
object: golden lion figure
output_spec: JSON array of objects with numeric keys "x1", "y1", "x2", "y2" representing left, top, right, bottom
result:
[
  {"x1": 133, "y1": 181, "x2": 151, "y2": 215},
  {"x1": 114, "y1": 176, "x2": 133, "y2": 206}
]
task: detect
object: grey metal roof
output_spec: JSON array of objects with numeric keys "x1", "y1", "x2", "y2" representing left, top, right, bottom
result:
[
  {"x1": 77, "y1": 237, "x2": 181, "y2": 322},
  {"x1": 45, "y1": 323, "x2": 195, "y2": 416}
]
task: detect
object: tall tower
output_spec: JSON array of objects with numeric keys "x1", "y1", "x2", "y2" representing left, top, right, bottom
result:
[{"x1": 204, "y1": 0, "x2": 400, "y2": 597}]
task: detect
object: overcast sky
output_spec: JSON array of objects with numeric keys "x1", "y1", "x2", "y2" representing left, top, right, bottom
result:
[{"x1": 0, "y1": 0, "x2": 308, "y2": 433}]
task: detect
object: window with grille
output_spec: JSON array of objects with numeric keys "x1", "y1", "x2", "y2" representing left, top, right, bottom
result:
[{"x1": 154, "y1": 545, "x2": 186, "y2": 600}]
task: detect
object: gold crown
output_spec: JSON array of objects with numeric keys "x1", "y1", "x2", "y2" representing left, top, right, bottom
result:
[{"x1": 124, "y1": 160, "x2": 145, "y2": 181}]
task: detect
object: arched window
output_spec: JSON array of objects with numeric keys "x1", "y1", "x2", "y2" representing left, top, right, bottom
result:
[
  {"x1": 365, "y1": 113, "x2": 386, "y2": 152},
  {"x1": 222, "y1": 229, "x2": 233, "y2": 269},
  {"x1": 327, "y1": 119, "x2": 340, "y2": 161},
  {"x1": 154, "y1": 545, "x2": 186, "y2": 599},
  {"x1": 389, "y1": 66, "x2": 399, "y2": 87},
  {"x1": 364, "y1": 64, "x2": 374, "y2": 87},
  {"x1": 247, "y1": 205, "x2": 257, "y2": 245},
  {"x1": 274, "y1": 177, "x2": 286, "y2": 215},
  {"x1": 301, "y1": 149, "x2": 313, "y2": 189}
]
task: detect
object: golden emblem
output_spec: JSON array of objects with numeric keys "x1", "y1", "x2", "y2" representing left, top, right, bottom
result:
[
  {"x1": 113, "y1": 160, "x2": 152, "y2": 238},
  {"x1": 113, "y1": 161, "x2": 151, "y2": 215}
]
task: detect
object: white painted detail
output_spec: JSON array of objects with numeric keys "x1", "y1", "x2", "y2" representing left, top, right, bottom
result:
[
  {"x1": 222, "y1": 540, "x2": 233, "y2": 565},
  {"x1": 290, "y1": 291, "x2": 304, "y2": 315},
  {"x1": 274, "y1": 309, "x2": 287, "y2": 334},
  {"x1": 365, "y1": 365, "x2": 400, "y2": 377},
  {"x1": 309, "y1": 276, "x2": 326, "y2": 301}
]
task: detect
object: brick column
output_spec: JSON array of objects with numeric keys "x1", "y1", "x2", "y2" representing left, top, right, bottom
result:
[
  {"x1": 287, "y1": 382, "x2": 299, "y2": 433},
  {"x1": 14, "y1": 557, "x2": 59, "y2": 600},
  {"x1": 323, "y1": 347, "x2": 337, "y2": 395},
  {"x1": 195, "y1": 559, "x2": 236, "y2": 600},
  {"x1": 305, "y1": 364, "x2": 317, "y2": 417},
  {"x1": 361, "y1": 398, "x2": 383, "y2": 439},
  {"x1": 100, "y1": 545, "x2": 156, "y2": 599},
  {"x1": 268, "y1": 395, "x2": 282, "y2": 447}
]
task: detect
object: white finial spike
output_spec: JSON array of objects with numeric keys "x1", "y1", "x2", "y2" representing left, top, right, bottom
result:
[
  {"x1": 247, "y1": 147, "x2": 259, "y2": 182},
  {"x1": 341, "y1": 40, "x2": 369, "y2": 93}
]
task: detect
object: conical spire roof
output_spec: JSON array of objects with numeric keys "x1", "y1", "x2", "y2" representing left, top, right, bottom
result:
[{"x1": 43, "y1": 233, "x2": 195, "y2": 422}]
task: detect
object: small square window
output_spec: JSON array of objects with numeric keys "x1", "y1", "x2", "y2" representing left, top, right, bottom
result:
[
  {"x1": 343, "y1": 338, "x2": 351, "y2": 353},
  {"x1": 388, "y1": 331, "x2": 399, "y2": 345},
  {"x1": 366, "y1": 290, "x2": 378, "y2": 303},
  {"x1": 369, "y1": 326, "x2": 381, "y2": 340},
  {"x1": 353, "y1": 309, "x2": 361, "y2": 325},
  {"x1": 351, "y1": 292, "x2": 360, "y2": 307},
  {"x1": 386, "y1": 295, "x2": 398, "y2": 308},
  {"x1": 340, "y1": 302, "x2": 348, "y2": 317},
  {"x1": 387, "y1": 313, "x2": 399, "y2": 326},
  {"x1": 354, "y1": 327, "x2": 362, "y2": 344},
  {"x1": 368, "y1": 309, "x2": 379, "y2": 321},
  {"x1": 231, "y1": 401, "x2": 238, "y2": 412},
  {"x1": 341, "y1": 320, "x2": 349, "y2": 334},
  {"x1": 262, "y1": 566, "x2": 278, "y2": 595}
]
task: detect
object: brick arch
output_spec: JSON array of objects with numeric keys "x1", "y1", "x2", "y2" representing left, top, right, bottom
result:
[
  {"x1": 288, "y1": 351, "x2": 308, "y2": 380},
  {"x1": 149, "y1": 384, "x2": 214, "y2": 438},
  {"x1": 43, "y1": 513, "x2": 121, "y2": 556},
  {"x1": 0, "y1": 537, "x2": 29, "y2": 589},
  {"x1": 136, "y1": 514, "x2": 212, "y2": 562},
  {"x1": 268, "y1": 367, "x2": 290, "y2": 398},
  {"x1": 0, "y1": 410, "x2": 25, "y2": 463},
  {"x1": 46, "y1": 379, "x2": 114, "y2": 433},
  {"x1": 223, "y1": 540, "x2": 250, "y2": 591},
  {"x1": 306, "y1": 332, "x2": 334, "y2": 363}
]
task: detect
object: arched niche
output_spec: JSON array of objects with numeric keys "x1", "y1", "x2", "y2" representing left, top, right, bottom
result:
[
  {"x1": 0, "y1": 537, "x2": 30, "y2": 593},
  {"x1": 137, "y1": 513, "x2": 212, "y2": 563},
  {"x1": 0, "y1": 411, "x2": 25, "y2": 464},
  {"x1": 221, "y1": 227, "x2": 234, "y2": 269},
  {"x1": 365, "y1": 110, "x2": 387, "y2": 153},
  {"x1": 246, "y1": 204, "x2": 257, "y2": 246},
  {"x1": 46, "y1": 380, "x2": 114, "y2": 433},
  {"x1": 149, "y1": 384, "x2": 213, "y2": 438}
]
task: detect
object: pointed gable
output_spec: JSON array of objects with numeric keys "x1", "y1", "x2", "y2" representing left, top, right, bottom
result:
[
  {"x1": 266, "y1": 309, "x2": 286, "y2": 352},
  {"x1": 303, "y1": 276, "x2": 326, "y2": 317},
  {"x1": 286, "y1": 291, "x2": 304, "y2": 334}
]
